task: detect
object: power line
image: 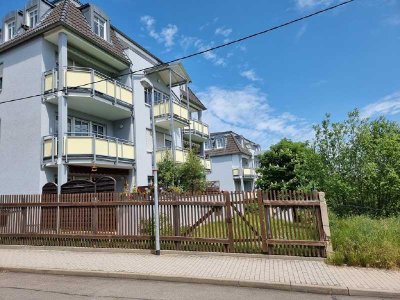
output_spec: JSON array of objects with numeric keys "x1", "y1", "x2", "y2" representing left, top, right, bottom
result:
[{"x1": 0, "y1": 0, "x2": 355, "y2": 106}]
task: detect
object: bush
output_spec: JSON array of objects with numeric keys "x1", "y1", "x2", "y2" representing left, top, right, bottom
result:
[{"x1": 327, "y1": 214, "x2": 400, "y2": 269}]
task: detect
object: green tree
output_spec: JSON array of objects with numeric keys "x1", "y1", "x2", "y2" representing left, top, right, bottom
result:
[
  {"x1": 157, "y1": 150, "x2": 180, "y2": 191},
  {"x1": 256, "y1": 139, "x2": 315, "y2": 190},
  {"x1": 179, "y1": 151, "x2": 206, "y2": 193},
  {"x1": 309, "y1": 110, "x2": 400, "y2": 217}
]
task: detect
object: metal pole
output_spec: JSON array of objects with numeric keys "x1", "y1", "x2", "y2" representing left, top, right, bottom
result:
[
  {"x1": 186, "y1": 83, "x2": 192, "y2": 151},
  {"x1": 169, "y1": 69, "x2": 176, "y2": 162},
  {"x1": 151, "y1": 86, "x2": 161, "y2": 255}
]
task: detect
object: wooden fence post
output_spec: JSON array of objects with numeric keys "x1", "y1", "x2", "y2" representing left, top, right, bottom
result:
[
  {"x1": 173, "y1": 193, "x2": 181, "y2": 250},
  {"x1": 257, "y1": 190, "x2": 268, "y2": 254},
  {"x1": 21, "y1": 195, "x2": 27, "y2": 234},
  {"x1": 92, "y1": 194, "x2": 98, "y2": 235},
  {"x1": 318, "y1": 192, "x2": 333, "y2": 256},
  {"x1": 224, "y1": 192, "x2": 234, "y2": 253}
]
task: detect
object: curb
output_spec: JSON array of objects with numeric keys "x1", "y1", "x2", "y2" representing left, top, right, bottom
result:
[
  {"x1": 1, "y1": 267, "x2": 399, "y2": 298},
  {"x1": 0, "y1": 245, "x2": 324, "y2": 262}
]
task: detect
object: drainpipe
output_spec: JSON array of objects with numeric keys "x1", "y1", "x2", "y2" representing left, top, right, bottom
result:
[{"x1": 169, "y1": 69, "x2": 176, "y2": 162}]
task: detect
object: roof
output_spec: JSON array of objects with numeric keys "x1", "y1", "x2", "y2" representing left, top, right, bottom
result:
[
  {"x1": 0, "y1": 0, "x2": 129, "y2": 65},
  {"x1": 206, "y1": 132, "x2": 253, "y2": 157},
  {"x1": 181, "y1": 87, "x2": 207, "y2": 111}
]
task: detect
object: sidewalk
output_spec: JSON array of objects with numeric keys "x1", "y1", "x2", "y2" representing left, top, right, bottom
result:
[{"x1": 0, "y1": 246, "x2": 399, "y2": 298}]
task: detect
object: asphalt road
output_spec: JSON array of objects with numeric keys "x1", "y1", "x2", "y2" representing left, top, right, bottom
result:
[{"x1": 0, "y1": 272, "x2": 390, "y2": 300}]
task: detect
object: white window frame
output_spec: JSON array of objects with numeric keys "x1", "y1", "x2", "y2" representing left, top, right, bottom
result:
[
  {"x1": 6, "y1": 20, "x2": 16, "y2": 41},
  {"x1": 27, "y1": 8, "x2": 38, "y2": 28},
  {"x1": 94, "y1": 15, "x2": 106, "y2": 40},
  {"x1": 215, "y1": 138, "x2": 224, "y2": 149},
  {"x1": 92, "y1": 122, "x2": 106, "y2": 138}
]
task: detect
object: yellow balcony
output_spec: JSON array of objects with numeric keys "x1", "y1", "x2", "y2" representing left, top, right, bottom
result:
[
  {"x1": 156, "y1": 148, "x2": 188, "y2": 164},
  {"x1": 232, "y1": 168, "x2": 257, "y2": 177},
  {"x1": 153, "y1": 101, "x2": 189, "y2": 129},
  {"x1": 183, "y1": 119, "x2": 209, "y2": 142},
  {"x1": 43, "y1": 67, "x2": 133, "y2": 120},
  {"x1": 42, "y1": 134, "x2": 135, "y2": 167},
  {"x1": 201, "y1": 158, "x2": 212, "y2": 171}
]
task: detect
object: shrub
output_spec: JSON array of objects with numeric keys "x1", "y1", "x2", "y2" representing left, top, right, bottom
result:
[{"x1": 327, "y1": 214, "x2": 400, "y2": 269}]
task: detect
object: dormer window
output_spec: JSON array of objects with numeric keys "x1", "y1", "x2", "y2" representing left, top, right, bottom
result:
[
  {"x1": 94, "y1": 15, "x2": 106, "y2": 39},
  {"x1": 215, "y1": 138, "x2": 224, "y2": 149},
  {"x1": 5, "y1": 20, "x2": 15, "y2": 41},
  {"x1": 27, "y1": 9, "x2": 38, "y2": 28}
]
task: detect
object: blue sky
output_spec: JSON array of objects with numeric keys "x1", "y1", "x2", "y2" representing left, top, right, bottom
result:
[{"x1": 2, "y1": 0, "x2": 400, "y2": 148}]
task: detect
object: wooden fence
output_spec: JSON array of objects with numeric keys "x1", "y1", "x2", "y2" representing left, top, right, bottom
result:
[{"x1": 0, "y1": 191, "x2": 328, "y2": 257}]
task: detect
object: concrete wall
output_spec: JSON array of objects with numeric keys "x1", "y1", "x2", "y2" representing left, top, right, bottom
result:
[
  {"x1": 206, "y1": 155, "x2": 235, "y2": 191},
  {"x1": 0, "y1": 38, "x2": 45, "y2": 194}
]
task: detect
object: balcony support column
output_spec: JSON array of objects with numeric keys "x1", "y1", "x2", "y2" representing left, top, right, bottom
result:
[
  {"x1": 186, "y1": 81, "x2": 192, "y2": 151},
  {"x1": 57, "y1": 32, "x2": 68, "y2": 194},
  {"x1": 169, "y1": 69, "x2": 176, "y2": 162}
]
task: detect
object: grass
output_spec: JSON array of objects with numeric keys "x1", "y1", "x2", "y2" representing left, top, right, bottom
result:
[{"x1": 327, "y1": 214, "x2": 400, "y2": 269}]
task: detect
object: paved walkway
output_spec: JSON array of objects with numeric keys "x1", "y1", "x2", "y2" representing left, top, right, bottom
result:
[{"x1": 0, "y1": 247, "x2": 399, "y2": 297}]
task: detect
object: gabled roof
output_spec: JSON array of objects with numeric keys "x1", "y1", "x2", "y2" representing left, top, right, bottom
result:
[
  {"x1": 206, "y1": 132, "x2": 252, "y2": 157},
  {"x1": 181, "y1": 87, "x2": 207, "y2": 111},
  {"x1": 0, "y1": 0, "x2": 129, "y2": 65}
]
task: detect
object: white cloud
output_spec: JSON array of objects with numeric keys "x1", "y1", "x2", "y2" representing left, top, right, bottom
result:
[
  {"x1": 215, "y1": 27, "x2": 233, "y2": 37},
  {"x1": 180, "y1": 38, "x2": 227, "y2": 66},
  {"x1": 198, "y1": 86, "x2": 312, "y2": 148},
  {"x1": 294, "y1": 0, "x2": 334, "y2": 9},
  {"x1": 361, "y1": 92, "x2": 400, "y2": 118},
  {"x1": 160, "y1": 24, "x2": 178, "y2": 47},
  {"x1": 295, "y1": 24, "x2": 308, "y2": 41},
  {"x1": 240, "y1": 69, "x2": 262, "y2": 82},
  {"x1": 140, "y1": 15, "x2": 178, "y2": 48}
]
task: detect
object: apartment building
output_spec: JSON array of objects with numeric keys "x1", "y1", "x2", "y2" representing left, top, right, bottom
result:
[
  {"x1": 0, "y1": 0, "x2": 210, "y2": 194},
  {"x1": 205, "y1": 131, "x2": 261, "y2": 191}
]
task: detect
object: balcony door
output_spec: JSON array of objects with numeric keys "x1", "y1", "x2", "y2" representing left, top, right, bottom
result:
[{"x1": 74, "y1": 119, "x2": 89, "y2": 136}]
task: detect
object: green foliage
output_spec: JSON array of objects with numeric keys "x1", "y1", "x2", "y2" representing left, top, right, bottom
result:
[
  {"x1": 258, "y1": 110, "x2": 400, "y2": 217},
  {"x1": 308, "y1": 110, "x2": 400, "y2": 217},
  {"x1": 157, "y1": 150, "x2": 180, "y2": 191},
  {"x1": 139, "y1": 214, "x2": 173, "y2": 236},
  {"x1": 256, "y1": 139, "x2": 315, "y2": 190},
  {"x1": 179, "y1": 151, "x2": 206, "y2": 192},
  {"x1": 157, "y1": 150, "x2": 206, "y2": 193},
  {"x1": 328, "y1": 215, "x2": 400, "y2": 269}
]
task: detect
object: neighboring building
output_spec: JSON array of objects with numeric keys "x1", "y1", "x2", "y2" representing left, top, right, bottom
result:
[
  {"x1": 0, "y1": 0, "x2": 210, "y2": 194},
  {"x1": 205, "y1": 131, "x2": 261, "y2": 191}
]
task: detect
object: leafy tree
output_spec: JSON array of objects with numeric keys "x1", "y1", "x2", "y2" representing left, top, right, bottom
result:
[
  {"x1": 256, "y1": 139, "x2": 314, "y2": 190},
  {"x1": 179, "y1": 151, "x2": 206, "y2": 193},
  {"x1": 308, "y1": 110, "x2": 400, "y2": 217},
  {"x1": 157, "y1": 150, "x2": 180, "y2": 191}
]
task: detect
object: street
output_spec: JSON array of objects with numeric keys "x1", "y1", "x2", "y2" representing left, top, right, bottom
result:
[{"x1": 0, "y1": 272, "x2": 390, "y2": 300}]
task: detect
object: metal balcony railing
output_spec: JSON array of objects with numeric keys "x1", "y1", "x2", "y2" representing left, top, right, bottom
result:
[
  {"x1": 183, "y1": 119, "x2": 209, "y2": 138},
  {"x1": 43, "y1": 67, "x2": 133, "y2": 106},
  {"x1": 232, "y1": 168, "x2": 257, "y2": 177},
  {"x1": 42, "y1": 133, "x2": 135, "y2": 164}
]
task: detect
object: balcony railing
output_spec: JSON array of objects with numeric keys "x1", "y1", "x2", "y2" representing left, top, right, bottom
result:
[
  {"x1": 232, "y1": 168, "x2": 257, "y2": 177},
  {"x1": 183, "y1": 119, "x2": 209, "y2": 138},
  {"x1": 153, "y1": 100, "x2": 189, "y2": 124},
  {"x1": 156, "y1": 147, "x2": 188, "y2": 164},
  {"x1": 42, "y1": 133, "x2": 135, "y2": 164},
  {"x1": 201, "y1": 158, "x2": 212, "y2": 171},
  {"x1": 43, "y1": 67, "x2": 133, "y2": 106}
]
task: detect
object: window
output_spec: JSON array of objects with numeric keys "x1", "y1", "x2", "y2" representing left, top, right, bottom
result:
[
  {"x1": 55, "y1": 116, "x2": 72, "y2": 134},
  {"x1": 27, "y1": 9, "x2": 38, "y2": 28},
  {"x1": 94, "y1": 15, "x2": 106, "y2": 39},
  {"x1": 74, "y1": 119, "x2": 89, "y2": 136},
  {"x1": 165, "y1": 139, "x2": 172, "y2": 148},
  {"x1": 6, "y1": 20, "x2": 15, "y2": 41},
  {"x1": 205, "y1": 140, "x2": 212, "y2": 150},
  {"x1": 154, "y1": 90, "x2": 162, "y2": 103},
  {"x1": 144, "y1": 88, "x2": 152, "y2": 105},
  {"x1": 215, "y1": 138, "x2": 224, "y2": 149},
  {"x1": 92, "y1": 123, "x2": 105, "y2": 137}
]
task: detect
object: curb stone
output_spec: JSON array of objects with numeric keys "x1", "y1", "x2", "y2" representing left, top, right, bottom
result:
[{"x1": 0, "y1": 267, "x2": 399, "y2": 298}]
